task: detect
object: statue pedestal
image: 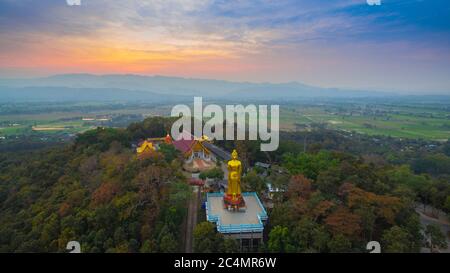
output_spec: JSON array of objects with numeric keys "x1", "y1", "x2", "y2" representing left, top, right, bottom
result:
[
  {"x1": 223, "y1": 194, "x2": 246, "y2": 211},
  {"x1": 206, "y1": 192, "x2": 268, "y2": 250}
]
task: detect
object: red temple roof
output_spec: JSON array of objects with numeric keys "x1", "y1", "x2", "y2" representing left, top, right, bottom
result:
[
  {"x1": 172, "y1": 138, "x2": 195, "y2": 153},
  {"x1": 171, "y1": 131, "x2": 195, "y2": 153}
]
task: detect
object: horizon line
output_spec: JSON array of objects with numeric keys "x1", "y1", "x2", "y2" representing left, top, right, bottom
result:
[{"x1": 1, "y1": 72, "x2": 450, "y2": 96}]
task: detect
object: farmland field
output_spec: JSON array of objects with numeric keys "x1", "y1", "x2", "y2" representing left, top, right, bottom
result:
[
  {"x1": 279, "y1": 104, "x2": 450, "y2": 141},
  {"x1": 0, "y1": 101, "x2": 449, "y2": 142},
  {"x1": 0, "y1": 102, "x2": 173, "y2": 138}
]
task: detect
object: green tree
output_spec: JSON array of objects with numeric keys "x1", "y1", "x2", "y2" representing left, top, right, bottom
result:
[
  {"x1": 223, "y1": 238, "x2": 240, "y2": 253},
  {"x1": 40, "y1": 213, "x2": 60, "y2": 249},
  {"x1": 282, "y1": 151, "x2": 339, "y2": 180},
  {"x1": 159, "y1": 143, "x2": 179, "y2": 162},
  {"x1": 402, "y1": 214, "x2": 423, "y2": 252},
  {"x1": 355, "y1": 207, "x2": 376, "y2": 241},
  {"x1": 140, "y1": 239, "x2": 157, "y2": 253},
  {"x1": 199, "y1": 167, "x2": 224, "y2": 190},
  {"x1": 444, "y1": 195, "x2": 450, "y2": 213},
  {"x1": 315, "y1": 167, "x2": 344, "y2": 198},
  {"x1": 291, "y1": 217, "x2": 329, "y2": 252},
  {"x1": 193, "y1": 222, "x2": 224, "y2": 253},
  {"x1": 425, "y1": 224, "x2": 448, "y2": 252},
  {"x1": 311, "y1": 226, "x2": 330, "y2": 253},
  {"x1": 381, "y1": 226, "x2": 410, "y2": 253},
  {"x1": 267, "y1": 226, "x2": 294, "y2": 253},
  {"x1": 291, "y1": 217, "x2": 314, "y2": 252},
  {"x1": 243, "y1": 170, "x2": 267, "y2": 194},
  {"x1": 327, "y1": 234, "x2": 352, "y2": 253},
  {"x1": 159, "y1": 232, "x2": 178, "y2": 253}
]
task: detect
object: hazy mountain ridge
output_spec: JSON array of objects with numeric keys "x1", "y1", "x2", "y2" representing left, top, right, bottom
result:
[
  {"x1": 0, "y1": 86, "x2": 187, "y2": 102},
  {"x1": 0, "y1": 73, "x2": 415, "y2": 102}
]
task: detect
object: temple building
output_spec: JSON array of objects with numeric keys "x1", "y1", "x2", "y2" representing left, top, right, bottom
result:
[
  {"x1": 171, "y1": 132, "x2": 220, "y2": 172},
  {"x1": 136, "y1": 134, "x2": 172, "y2": 155},
  {"x1": 172, "y1": 133, "x2": 213, "y2": 163},
  {"x1": 206, "y1": 150, "x2": 268, "y2": 252},
  {"x1": 136, "y1": 132, "x2": 231, "y2": 172},
  {"x1": 136, "y1": 140, "x2": 156, "y2": 155},
  {"x1": 147, "y1": 134, "x2": 173, "y2": 146}
]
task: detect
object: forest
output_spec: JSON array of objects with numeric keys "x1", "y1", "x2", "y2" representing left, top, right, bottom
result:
[
  {"x1": 0, "y1": 117, "x2": 190, "y2": 252},
  {"x1": 197, "y1": 129, "x2": 450, "y2": 253},
  {"x1": 0, "y1": 117, "x2": 449, "y2": 252}
]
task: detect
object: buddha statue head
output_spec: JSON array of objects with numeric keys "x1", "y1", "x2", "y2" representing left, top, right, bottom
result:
[{"x1": 231, "y1": 149, "x2": 238, "y2": 160}]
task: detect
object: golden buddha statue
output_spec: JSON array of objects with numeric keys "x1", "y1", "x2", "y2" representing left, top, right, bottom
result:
[{"x1": 224, "y1": 149, "x2": 245, "y2": 209}]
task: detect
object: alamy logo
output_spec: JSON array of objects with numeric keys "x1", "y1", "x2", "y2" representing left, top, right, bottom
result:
[
  {"x1": 171, "y1": 97, "x2": 279, "y2": 151},
  {"x1": 66, "y1": 241, "x2": 81, "y2": 253},
  {"x1": 66, "y1": 0, "x2": 81, "y2": 6},
  {"x1": 366, "y1": 241, "x2": 381, "y2": 253}
]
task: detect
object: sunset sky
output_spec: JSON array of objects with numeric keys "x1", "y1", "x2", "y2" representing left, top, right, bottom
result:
[{"x1": 0, "y1": 0, "x2": 449, "y2": 93}]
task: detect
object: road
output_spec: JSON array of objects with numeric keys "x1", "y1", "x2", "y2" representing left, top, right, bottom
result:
[
  {"x1": 416, "y1": 204, "x2": 450, "y2": 253},
  {"x1": 184, "y1": 185, "x2": 200, "y2": 253}
]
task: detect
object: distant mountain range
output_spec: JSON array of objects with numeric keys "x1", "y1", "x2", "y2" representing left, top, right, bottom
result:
[
  {"x1": 0, "y1": 86, "x2": 184, "y2": 103},
  {"x1": 0, "y1": 73, "x2": 424, "y2": 102}
]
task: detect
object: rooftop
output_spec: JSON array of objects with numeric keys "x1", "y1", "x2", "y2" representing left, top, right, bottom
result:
[{"x1": 203, "y1": 142, "x2": 231, "y2": 161}]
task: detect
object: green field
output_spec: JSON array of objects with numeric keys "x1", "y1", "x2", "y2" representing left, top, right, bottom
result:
[
  {"x1": 280, "y1": 105, "x2": 450, "y2": 141},
  {"x1": 1, "y1": 102, "x2": 449, "y2": 142},
  {"x1": 0, "y1": 105, "x2": 171, "y2": 137},
  {"x1": 0, "y1": 119, "x2": 93, "y2": 136}
]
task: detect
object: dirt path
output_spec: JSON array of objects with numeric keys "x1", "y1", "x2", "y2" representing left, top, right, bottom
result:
[
  {"x1": 184, "y1": 186, "x2": 200, "y2": 253},
  {"x1": 416, "y1": 204, "x2": 450, "y2": 253}
]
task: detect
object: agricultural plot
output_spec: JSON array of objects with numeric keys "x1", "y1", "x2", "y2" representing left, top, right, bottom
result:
[{"x1": 280, "y1": 105, "x2": 450, "y2": 141}]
